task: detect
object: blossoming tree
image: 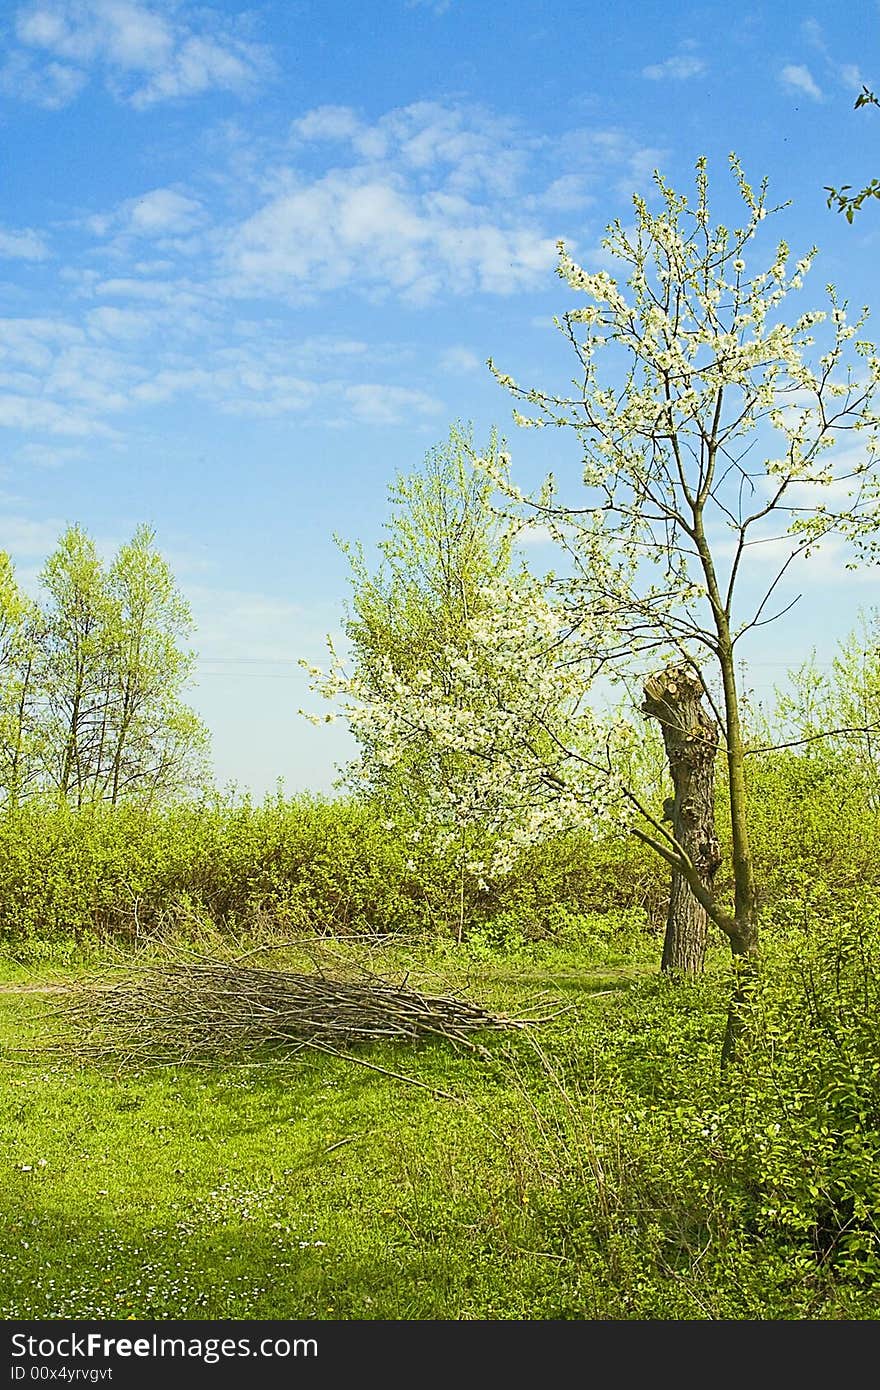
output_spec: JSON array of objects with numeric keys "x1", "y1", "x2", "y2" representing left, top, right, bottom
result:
[
  {"x1": 306, "y1": 425, "x2": 619, "y2": 941},
  {"x1": 483, "y1": 155, "x2": 880, "y2": 1043},
  {"x1": 308, "y1": 159, "x2": 880, "y2": 1058}
]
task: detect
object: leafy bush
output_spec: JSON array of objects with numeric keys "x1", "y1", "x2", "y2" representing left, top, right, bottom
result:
[
  {"x1": 0, "y1": 794, "x2": 664, "y2": 951},
  {"x1": 499, "y1": 906, "x2": 880, "y2": 1315}
]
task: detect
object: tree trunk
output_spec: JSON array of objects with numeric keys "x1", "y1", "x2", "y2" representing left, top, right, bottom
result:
[{"x1": 642, "y1": 663, "x2": 722, "y2": 976}]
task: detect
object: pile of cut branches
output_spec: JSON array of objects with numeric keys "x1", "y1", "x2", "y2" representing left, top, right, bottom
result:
[{"x1": 56, "y1": 955, "x2": 527, "y2": 1065}]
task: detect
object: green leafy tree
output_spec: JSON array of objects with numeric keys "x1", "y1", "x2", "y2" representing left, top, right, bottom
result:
[
  {"x1": 773, "y1": 611, "x2": 880, "y2": 808},
  {"x1": 338, "y1": 423, "x2": 514, "y2": 789},
  {"x1": 37, "y1": 525, "x2": 208, "y2": 806},
  {"x1": 0, "y1": 554, "x2": 44, "y2": 806},
  {"x1": 309, "y1": 423, "x2": 588, "y2": 941},
  {"x1": 103, "y1": 525, "x2": 209, "y2": 806},
  {"x1": 39, "y1": 527, "x2": 113, "y2": 805}
]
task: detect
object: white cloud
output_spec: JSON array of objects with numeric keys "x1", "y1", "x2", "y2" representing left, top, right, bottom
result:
[
  {"x1": 534, "y1": 174, "x2": 594, "y2": 211},
  {"x1": 0, "y1": 50, "x2": 86, "y2": 107},
  {"x1": 405, "y1": 0, "x2": 453, "y2": 14},
  {"x1": 7, "y1": 0, "x2": 270, "y2": 108},
  {"x1": 514, "y1": 524, "x2": 553, "y2": 547},
  {"x1": 290, "y1": 105, "x2": 362, "y2": 143},
  {"x1": 802, "y1": 19, "x2": 865, "y2": 93},
  {"x1": 85, "y1": 305, "x2": 157, "y2": 338},
  {"x1": 0, "y1": 98, "x2": 671, "y2": 463},
  {"x1": 556, "y1": 127, "x2": 667, "y2": 200},
  {"x1": 439, "y1": 346, "x2": 482, "y2": 374},
  {"x1": 0, "y1": 513, "x2": 67, "y2": 557},
  {"x1": 16, "y1": 0, "x2": 170, "y2": 64},
  {"x1": 130, "y1": 31, "x2": 267, "y2": 108},
  {"x1": 187, "y1": 586, "x2": 314, "y2": 663},
  {"x1": 16, "y1": 441, "x2": 86, "y2": 469},
  {"x1": 223, "y1": 169, "x2": 557, "y2": 303},
  {"x1": 92, "y1": 275, "x2": 196, "y2": 301},
  {"x1": 0, "y1": 226, "x2": 50, "y2": 260},
  {"x1": 292, "y1": 101, "x2": 531, "y2": 197},
  {"x1": 343, "y1": 383, "x2": 443, "y2": 425},
  {"x1": 0, "y1": 302, "x2": 439, "y2": 436},
  {"x1": 89, "y1": 187, "x2": 205, "y2": 239},
  {"x1": 780, "y1": 64, "x2": 823, "y2": 101},
  {"x1": 838, "y1": 63, "x2": 865, "y2": 92},
  {"x1": 71, "y1": 102, "x2": 660, "y2": 314},
  {"x1": 719, "y1": 530, "x2": 874, "y2": 587},
  {"x1": 642, "y1": 54, "x2": 706, "y2": 81}
]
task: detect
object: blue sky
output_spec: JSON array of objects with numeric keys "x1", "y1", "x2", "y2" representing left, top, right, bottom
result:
[{"x1": 1, "y1": 0, "x2": 878, "y2": 796}]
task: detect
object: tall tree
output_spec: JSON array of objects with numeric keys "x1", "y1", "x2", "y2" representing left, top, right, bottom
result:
[
  {"x1": 338, "y1": 423, "x2": 513, "y2": 790},
  {"x1": 39, "y1": 527, "x2": 113, "y2": 805},
  {"x1": 103, "y1": 525, "x2": 208, "y2": 806},
  {"x1": 36, "y1": 525, "x2": 208, "y2": 806},
  {"x1": 484, "y1": 154, "x2": 880, "y2": 1049},
  {"x1": 0, "y1": 554, "x2": 43, "y2": 807},
  {"x1": 316, "y1": 158, "x2": 880, "y2": 1058}
]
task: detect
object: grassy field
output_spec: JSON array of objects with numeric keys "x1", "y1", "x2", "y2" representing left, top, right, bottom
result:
[
  {"x1": 2, "y1": 932, "x2": 877, "y2": 1321},
  {"x1": 0, "y1": 942, "x2": 644, "y2": 1321}
]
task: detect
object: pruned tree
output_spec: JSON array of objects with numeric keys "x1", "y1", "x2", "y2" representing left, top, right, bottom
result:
[{"x1": 642, "y1": 664, "x2": 722, "y2": 974}]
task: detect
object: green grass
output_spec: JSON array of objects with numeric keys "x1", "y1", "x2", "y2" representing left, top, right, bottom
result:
[
  {"x1": 2, "y1": 932, "x2": 878, "y2": 1321},
  {"x1": 0, "y1": 943, "x2": 644, "y2": 1320}
]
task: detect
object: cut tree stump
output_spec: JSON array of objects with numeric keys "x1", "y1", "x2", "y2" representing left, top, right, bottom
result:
[{"x1": 642, "y1": 663, "x2": 722, "y2": 975}]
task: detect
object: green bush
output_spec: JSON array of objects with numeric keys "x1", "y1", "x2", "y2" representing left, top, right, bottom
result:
[
  {"x1": 500, "y1": 906, "x2": 880, "y2": 1315},
  {"x1": 0, "y1": 794, "x2": 664, "y2": 951}
]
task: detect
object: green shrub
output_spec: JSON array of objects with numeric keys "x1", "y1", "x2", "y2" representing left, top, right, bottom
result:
[
  {"x1": 0, "y1": 794, "x2": 664, "y2": 950},
  {"x1": 498, "y1": 908, "x2": 880, "y2": 1315}
]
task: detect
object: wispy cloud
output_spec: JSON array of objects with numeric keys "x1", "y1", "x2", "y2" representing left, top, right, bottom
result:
[
  {"x1": 227, "y1": 102, "x2": 666, "y2": 304},
  {"x1": 88, "y1": 187, "x2": 205, "y2": 239},
  {"x1": 3, "y1": 0, "x2": 271, "y2": 109},
  {"x1": 0, "y1": 49, "x2": 86, "y2": 108},
  {"x1": 642, "y1": 53, "x2": 706, "y2": 81},
  {"x1": 553, "y1": 128, "x2": 667, "y2": 200},
  {"x1": 779, "y1": 63, "x2": 823, "y2": 101},
  {"x1": 0, "y1": 304, "x2": 443, "y2": 440},
  {"x1": 404, "y1": 0, "x2": 454, "y2": 16},
  {"x1": 15, "y1": 441, "x2": 86, "y2": 469},
  {"x1": 0, "y1": 513, "x2": 69, "y2": 557},
  {"x1": 344, "y1": 383, "x2": 443, "y2": 425},
  {"x1": 439, "y1": 346, "x2": 482, "y2": 374},
  {"x1": 0, "y1": 225, "x2": 51, "y2": 260},
  {"x1": 289, "y1": 101, "x2": 531, "y2": 196},
  {"x1": 0, "y1": 98, "x2": 666, "y2": 458},
  {"x1": 802, "y1": 18, "x2": 867, "y2": 93}
]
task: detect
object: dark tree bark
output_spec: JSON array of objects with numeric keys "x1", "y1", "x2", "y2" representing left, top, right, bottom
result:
[{"x1": 642, "y1": 663, "x2": 722, "y2": 975}]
